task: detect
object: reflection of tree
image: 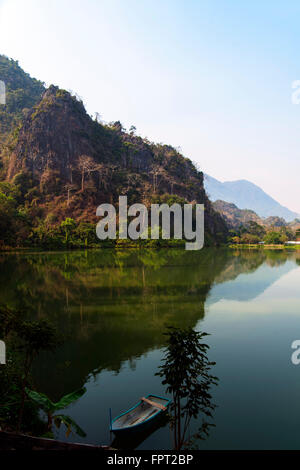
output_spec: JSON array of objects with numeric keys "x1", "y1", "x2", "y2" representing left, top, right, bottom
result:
[
  {"x1": 112, "y1": 413, "x2": 168, "y2": 450},
  {"x1": 213, "y1": 249, "x2": 295, "y2": 285},
  {"x1": 213, "y1": 250, "x2": 266, "y2": 285},
  {"x1": 0, "y1": 249, "x2": 298, "y2": 401},
  {"x1": 157, "y1": 328, "x2": 217, "y2": 450}
]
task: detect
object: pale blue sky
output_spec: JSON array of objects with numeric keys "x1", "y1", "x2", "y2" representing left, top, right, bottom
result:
[{"x1": 0, "y1": 0, "x2": 300, "y2": 212}]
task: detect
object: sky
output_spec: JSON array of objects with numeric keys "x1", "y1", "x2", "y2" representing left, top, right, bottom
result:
[{"x1": 0, "y1": 0, "x2": 300, "y2": 212}]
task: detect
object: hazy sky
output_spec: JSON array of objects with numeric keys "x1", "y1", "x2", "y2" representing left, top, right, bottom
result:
[{"x1": 0, "y1": 0, "x2": 300, "y2": 212}]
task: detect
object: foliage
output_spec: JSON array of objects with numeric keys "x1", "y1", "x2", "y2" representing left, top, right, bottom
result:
[
  {"x1": 0, "y1": 55, "x2": 228, "y2": 248},
  {"x1": 229, "y1": 220, "x2": 297, "y2": 246},
  {"x1": 156, "y1": 327, "x2": 218, "y2": 450},
  {"x1": 240, "y1": 233, "x2": 261, "y2": 244},
  {"x1": 60, "y1": 217, "x2": 76, "y2": 243},
  {"x1": 26, "y1": 387, "x2": 87, "y2": 438},
  {"x1": 0, "y1": 55, "x2": 44, "y2": 136},
  {"x1": 0, "y1": 305, "x2": 62, "y2": 433},
  {"x1": 264, "y1": 231, "x2": 284, "y2": 245},
  {"x1": 245, "y1": 221, "x2": 266, "y2": 238}
]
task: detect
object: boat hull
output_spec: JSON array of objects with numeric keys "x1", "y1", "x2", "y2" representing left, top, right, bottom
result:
[{"x1": 111, "y1": 394, "x2": 170, "y2": 435}]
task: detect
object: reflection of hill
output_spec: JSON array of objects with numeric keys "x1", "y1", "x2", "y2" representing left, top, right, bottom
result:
[
  {"x1": 207, "y1": 261, "x2": 296, "y2": 305},
  {"x1": 206, "y1": 250, "x2": 299, "y2": 304},
  {"x1": 213, "y1": 249, "x2": 296, "y2": 285},
  {"x1": 0, "y1": 249, "x2": 231, "y2": 399},
  {"x1": 0, "y1": 248, "x2": 299, "y2": 400}
]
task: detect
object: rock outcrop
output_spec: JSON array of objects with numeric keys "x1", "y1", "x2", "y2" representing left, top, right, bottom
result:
[{"x1": 2, "y1": 62, "x2": 228, "y2": 243}]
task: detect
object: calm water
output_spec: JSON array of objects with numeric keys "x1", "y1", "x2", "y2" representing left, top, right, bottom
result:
[{"x1": 1, "y1": 248, "x2": 300, "y2": 449}]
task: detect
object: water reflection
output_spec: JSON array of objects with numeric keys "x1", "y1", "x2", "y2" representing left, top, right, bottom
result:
[
  {"x1": 111, "y1": 413, "x2": 169, "y2": 450},
  {"x1": 1, "y1": 248, "x2": 300, "y2": 448},
  {"x1": 0, "y1": 248, "x2": 299, "y2": 399}
]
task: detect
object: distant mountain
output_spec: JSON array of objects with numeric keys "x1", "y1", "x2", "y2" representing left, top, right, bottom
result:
[
  {"x1": 213, "y1": 200, "x2": 291, "y2": 229},
  {"x1": 204, "y1": 174, "x2": 300, "y2": 222},
  {"x1": 212, "y1": 200, "x2": 262, "y2": 228}
]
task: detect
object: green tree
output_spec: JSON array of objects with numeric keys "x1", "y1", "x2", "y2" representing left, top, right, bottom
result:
[
  {"x1": 60, "y1": 217, "x2": 76, "y2": 244},
  {"x1": 26, "y1": 388, "x2": 87, "y2": 438},
  {"x1": 246, "y1": 221, "x2": 266, "y2": 239},
  {"x1": 264, "y1": 231, "x2": 283, "y2": 245},
  {"x1": 76, "y1": 222, "x2": 96, "y2": 247},
  {"x1": 241, "y1": 233, "x2": 260, "y2": 244},
  {"x1": 0, "y1": 192, "x2": 17, "y2": 244},
  {"x1": 156, "y1": 327, "x2": 218, "y2": 450},
  {"x1": 0, "y1": 305, "x2": 62, "y2": 433},
  {"x1": 16, "y1": 319, "x2": 61, "y2": 432}
]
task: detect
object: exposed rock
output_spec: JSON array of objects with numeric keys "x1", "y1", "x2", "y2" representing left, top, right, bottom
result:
[{"x1": 5, "y1": 84, "x2": 228, "y2": 243}]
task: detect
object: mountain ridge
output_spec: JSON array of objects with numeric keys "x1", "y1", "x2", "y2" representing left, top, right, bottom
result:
[
  {"x1": 0, "y1": 56, "x2": 228, "y2": 246},
  {"x1": 212, "y1": 200, "x2": 296, "y2": 229},
  {"x1": 204, "y1": 174, "x2": 299, "y2": 222}
]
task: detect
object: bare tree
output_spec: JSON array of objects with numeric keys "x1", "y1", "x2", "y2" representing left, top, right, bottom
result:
[
  {"x1": 78, "y1": 155, "x2": 99, "y2": 191},
  {"x1": 152, "y1": 166, "x2": 165, "y2": 193},
  {"x1": 65, "y1": 183, "x2": 77, "y2": 207}
]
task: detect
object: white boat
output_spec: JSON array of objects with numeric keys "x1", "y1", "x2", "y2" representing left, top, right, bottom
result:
[{"x1": 111, "y1": 394, "x2": 171, "y2": 434}]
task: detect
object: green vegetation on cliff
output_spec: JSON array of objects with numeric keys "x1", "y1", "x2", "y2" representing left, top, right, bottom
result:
[
  {"x1": 213, "y1": 200, "x2": 299, "y2": 246},
  {"x1": 0, "y1": 55, "x2": 228, "y2": 248},
  {"x1": 0, "y1": 55, "x2": 44, "y2": 146}
]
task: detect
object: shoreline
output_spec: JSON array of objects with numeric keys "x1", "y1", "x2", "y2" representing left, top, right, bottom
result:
[{"x1": 229, "y1": 244, "x2": 300, "y2": 250}]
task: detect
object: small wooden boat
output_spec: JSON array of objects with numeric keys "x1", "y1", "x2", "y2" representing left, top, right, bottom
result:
[{"x1": 111, "y1": 394, "x2": 171, "y2": 434}]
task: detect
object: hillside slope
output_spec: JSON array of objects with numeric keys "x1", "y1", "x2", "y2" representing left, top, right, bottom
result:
[
  {"x1": 213, "y1": 200, "x2": 262, "y2": 228},
  {"x1": 0, "y1": 55, "x2": 44, "y2": 138},
  {"x1": 0, "y1": 58, "x2": 228, "y2": 246},
  {"x1": 213, "y1": 200, "x2": 290, "y2": 229},
  {"x1": 205, "y1": 174, "x2": 299, "y2": 222}
]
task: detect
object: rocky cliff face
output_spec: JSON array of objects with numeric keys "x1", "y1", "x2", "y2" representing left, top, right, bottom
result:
[
  {"x1": 5, "y1": 83, "x2": 228, "y2": 243},
  {"x1": 8, "y1": 86, "x2": 103, "y2": 180},
  {"x1": 8, "y1": 86, "x2": 196, "y2": 186}
]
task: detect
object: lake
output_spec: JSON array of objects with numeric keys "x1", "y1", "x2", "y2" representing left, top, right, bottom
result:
[{"x1": 1, "y1": 248, "x2": 300, "y2": 449}]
